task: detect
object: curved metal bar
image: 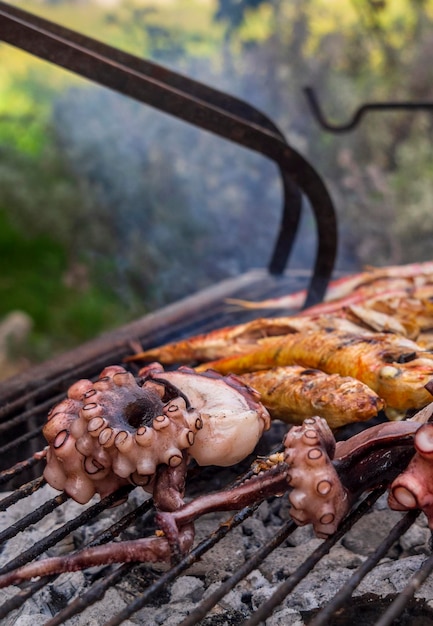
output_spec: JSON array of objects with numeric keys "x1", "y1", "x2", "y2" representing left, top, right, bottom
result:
[
  {"x1": 0, "y1": 2, "x2": 337, "y2": 305},
  {"x1": 305, "y1": 85, "x2": 433, "y2": 133}
]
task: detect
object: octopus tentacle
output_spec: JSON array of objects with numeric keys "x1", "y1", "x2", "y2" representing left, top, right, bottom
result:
[
  {"x1": 283, "y1": 417, "x2": 350, "y2": 537},
  {"x1": 165, "y1": 462, "x2": 290, "y2": 529},
  {"x1": 388, "y1": 422, "x2": 433, "y2": 526},
  {"x1": 0, "y1": 457, "x2": 193, "y2": 588},
  {"x1": 0, "y1": 531, "x2": 195, "y2": 589}
]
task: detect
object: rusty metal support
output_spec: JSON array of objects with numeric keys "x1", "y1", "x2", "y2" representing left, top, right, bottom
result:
[{"x1": 304, "y1": 85, "x2": 433, "y2": 133}]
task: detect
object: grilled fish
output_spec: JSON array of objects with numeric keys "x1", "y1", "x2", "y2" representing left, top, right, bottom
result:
[
  {"x1": 125, "y1": 315, "x2": 369, "y2": 365},
  {"x1": 239, "y1": 366, "x2": 384, "y2": 428},
  {"x1": 197, "y1": 329, "x2": 433, "y2": 415},
  {"x1": 228, "y1": 260, "x2": 433, "y2": 311}
]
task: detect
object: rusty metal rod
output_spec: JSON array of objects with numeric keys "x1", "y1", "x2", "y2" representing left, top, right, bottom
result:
[
  {"x1": 0, "y1": 485, "x2": 133, "y2": 574},
  {"x1": 0, "y1": 498, "x2": 154, "y2": 622},
  {"x1": 0, "y1": 491, "x2": 68, "y2": 553},
  {"x1": 45, "y1": 564, "x2": 133, "y2": 626},
  {"x1": 304, "y1": 85, "x2": 433, "y2": 133},
  {"x1": 0, "y1": 450, "x2": 46, "y2": 487},
  {"x1": 104, "y1": 502, "x2": 261, "y2": 626},
  {"x1": 308, "y1": 509, "x2": 420, "y2": 626},
  {"x1": 43, "y1": 502, "x2": 155, "y2": 626},
  {"x1": 0, "y1": 394, "x2": 63, "y2": 431},
  {"x1": 0, "y1": 426, "x2": 43, "y2": 456},
  {"x1": 241, "y1": 488, "x2": 386, "y2": 626},
  {"x1": 179, "y1": 518, "x2": 298, "y2": 626},
  {"x1": 0, "y1": 576, "x2": 53, "y2": 619},
  {"x1": 0, "y1": 476, "x2": 45, "y2": 511}
]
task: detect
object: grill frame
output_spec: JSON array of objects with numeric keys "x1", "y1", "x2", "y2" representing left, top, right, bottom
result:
[{"x1": 0, "y1": 3, "x2": 432, "y2": 625}]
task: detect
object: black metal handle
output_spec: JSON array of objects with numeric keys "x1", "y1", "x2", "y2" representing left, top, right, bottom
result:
[
  {"x1": 305, "y1": 85, "x2": 433, "y2": 133},
  {"x1": 0, "y1": 2, "x2": 338, "y2": 307}
]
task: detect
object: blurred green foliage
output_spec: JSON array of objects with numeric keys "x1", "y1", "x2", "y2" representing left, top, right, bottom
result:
[{"x1": 0, "y1": 205, "x2": 138, "y2": 357}]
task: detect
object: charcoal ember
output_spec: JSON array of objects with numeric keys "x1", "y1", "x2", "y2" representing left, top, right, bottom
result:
[
  {"x1": 182, "y1": 512, "x2": 246, "y2": 583},
  {"x1": 342, "y1": 508, "x2": 405, "y2": 556},
  {"x1": 0, "y1": 586, "x2": 51, "y2": 626},
  {"x1": 265, "y1": 607, "x2": 304, "y2": 626},
  {"x1": 242, "y1": 516, "x2": 274, "y2": 557},
  {"x1": 258, "y1": 538, "x2": 323, "y2": 581},
  {"x1": 170, "y1": 575, "x2": 204, "y2": 603},
  {"x1": 4, "y1": 458, "x2": 433, "y2": 624},
  {"x1": 204, "y1": 581, "x2": 247, "y2": 613},
  {"x1": 204, "y1": 569, "x2": 270, "y2": 614},
  {"x1": 0, "y1": 484, "x2": 142, "y2": 625},
  {"x1": 286, "y1": 523, "x2": 316, "y2": 547},
  {"x1": 355, "y1": 554, "x2": 433, "y2": 600},
  {"x1": 400, "y1": 521, "x2": 432, "y2": 555},
  {"x1": 4, "y1": 617, "x2": 48, "y2": 626}
]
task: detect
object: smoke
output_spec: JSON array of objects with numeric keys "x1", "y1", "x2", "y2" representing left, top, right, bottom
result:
[{"x1": 50, "y1": 47, "x2": 357, "y2": 310}]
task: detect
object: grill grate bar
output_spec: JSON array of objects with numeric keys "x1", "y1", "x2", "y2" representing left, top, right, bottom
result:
[
  {"x1": 85, "y1": 497, "x2": 154, "y2": 548},
  {"x1": 104, "y1": 502, "x2": 262, "y2": 626},
  {"x1": 375, "y1": 549, "x2": 433, "y2": 626},
  {"x1": 241, "y1": 488, "x2": 385, "y2": 626},
  {"x1": 38, "y1": 501, "x2": 155, "y2": 626},
  {"x1": 0, "y1": 476, "x2": 45, "y2": 511},
  {"x1": 0, "y1": 498, "x2": 154, "y2": 622},
  {"x1": 0, "y1": 449, "x2": 46, "y2": 487},
  {"x1": 0, "y1": 394, "x2": 63, "y2": 431},
  {"x1": 0, "y1": 485, "x2": 134, "y2": 574},
  {"x1": 179, "y1": 518, "x2": 298, "y2": 626},
  {"x1": 308, "y1": 508, "x2": 421, "y2": 626},
  {"x1": 45, "y1": 563, "x2": 133, "y2": 626},
  {"x1": 0, "y1": 425, "x2": 43, "y2": 456},
  {"x1": 0, "y1": 575, "x2": 54, "y2": 620},
  {"x1": 0, "y1": 350, "x2": 127, "y2": 418},
  {"x1": 0, "y1": 492, "x2": 68, "y2": 556}
]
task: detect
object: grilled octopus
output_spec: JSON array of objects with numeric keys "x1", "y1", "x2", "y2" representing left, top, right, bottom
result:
[{"x1": 1, "y1": 364, "x2": 433, "y2": 588}]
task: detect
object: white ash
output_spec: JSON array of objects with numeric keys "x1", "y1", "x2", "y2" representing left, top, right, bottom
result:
[{"x1": 1, "y1": 483, "x2": 433, "y2": 625}]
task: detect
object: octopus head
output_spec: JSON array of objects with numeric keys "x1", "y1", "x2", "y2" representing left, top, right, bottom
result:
[{"x1": 43, "y1": 365, "x2": 204, "y2": 503}]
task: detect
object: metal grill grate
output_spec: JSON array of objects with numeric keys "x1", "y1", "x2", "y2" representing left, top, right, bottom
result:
[
  {"x1": 0, "y1": 429, "x2": 431, "y2": 625},
  {"x1": 1, "y1": 285, "x2": 433, "y2": 625}
]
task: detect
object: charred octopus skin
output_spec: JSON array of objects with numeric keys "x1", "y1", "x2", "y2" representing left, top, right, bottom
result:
[{"x1": 43, "y1": 363, "x2": 271, "y2": 504}]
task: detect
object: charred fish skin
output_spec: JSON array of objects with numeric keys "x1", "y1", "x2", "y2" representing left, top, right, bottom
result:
[{"x1": 124, "y1": 315, "x2": 369, "y2": 366}]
